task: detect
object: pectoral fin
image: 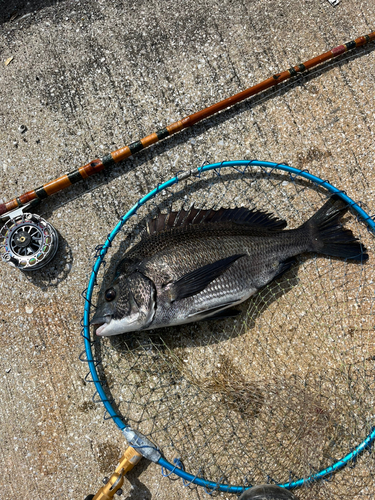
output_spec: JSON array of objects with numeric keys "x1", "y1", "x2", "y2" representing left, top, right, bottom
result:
[{"x1": 168, "y1": 254, "x2": 245, "y2": 302}]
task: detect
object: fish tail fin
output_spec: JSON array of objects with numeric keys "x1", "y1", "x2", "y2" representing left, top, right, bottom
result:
[{"x1": 304, "y1": 195, "x2": 368, "y2": 261}]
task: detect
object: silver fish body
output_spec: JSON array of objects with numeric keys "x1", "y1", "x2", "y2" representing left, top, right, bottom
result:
[{"x1": 91, "y1": 196, "x2": 368, "y2": 336}]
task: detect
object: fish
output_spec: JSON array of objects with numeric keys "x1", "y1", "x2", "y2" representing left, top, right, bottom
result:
[{"x1": 91, "y1": 195, "x2": 368, "y2": 336}]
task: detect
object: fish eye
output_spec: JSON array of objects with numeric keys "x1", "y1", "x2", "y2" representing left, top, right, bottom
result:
[{"x1": 105, "y1": 288, "x2": 116, "y2": 302}]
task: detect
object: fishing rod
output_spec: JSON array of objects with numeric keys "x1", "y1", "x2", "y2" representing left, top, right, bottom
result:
[{"x1": 1, "y1": 31, "x2": 374, "y2": 271}]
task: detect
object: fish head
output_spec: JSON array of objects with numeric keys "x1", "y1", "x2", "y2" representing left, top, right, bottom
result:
[{"x1": 91, "y1": 271, "x2": 156, "y2": 336}]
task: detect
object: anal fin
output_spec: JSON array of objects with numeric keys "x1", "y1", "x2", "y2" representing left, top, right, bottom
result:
[
  {"x1": 273, "y1": 257, "x2": 297, "y2": 280},
  {"x1": 187, "y1": 300, "x2": 242, "y2": 321},
  {"x1": 203, "y1": 307, "x2": 241, "y2": 321}
]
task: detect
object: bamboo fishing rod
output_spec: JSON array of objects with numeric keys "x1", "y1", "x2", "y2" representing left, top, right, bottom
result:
[{"x1": 1, "y1": 30, "x2": 374, "y2": 218}]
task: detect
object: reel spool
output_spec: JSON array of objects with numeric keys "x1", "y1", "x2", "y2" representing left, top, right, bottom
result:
[{"x1": 0, "y1": 210, "x2": 58, "y2": 271}]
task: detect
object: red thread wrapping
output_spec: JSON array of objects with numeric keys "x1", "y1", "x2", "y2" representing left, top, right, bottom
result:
[{"x1": 331, "y1": 45, "x2": 346, "y2": 56}]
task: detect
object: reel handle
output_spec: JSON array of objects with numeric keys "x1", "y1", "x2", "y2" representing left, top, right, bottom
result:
[{"x1": 86, "y1": 446, "x2": 142, "y2": 500}]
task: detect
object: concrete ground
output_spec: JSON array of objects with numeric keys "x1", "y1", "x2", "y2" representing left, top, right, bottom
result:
[{"x1": 0, "y1": 0, "x2": 374, "y2": 499}]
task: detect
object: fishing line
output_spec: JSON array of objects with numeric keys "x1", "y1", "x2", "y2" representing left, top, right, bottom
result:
[{"x1": 82, "y1": 160, "x2": 375, "y2": 499}]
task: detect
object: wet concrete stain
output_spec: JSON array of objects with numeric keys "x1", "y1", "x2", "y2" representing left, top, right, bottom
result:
[
  {"x1": 78, "y1": 401, "x2": 96, "y2": 413},
  {"x1": 96, "y1": 441, "x2": 121, "y2": 474},
  {"x1": 296, "y1": 147, "x2": 332, "y2": 168}
]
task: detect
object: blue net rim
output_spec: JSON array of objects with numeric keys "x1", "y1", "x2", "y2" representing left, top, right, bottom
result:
[{"x1": 83, "y1": 160, "x2": 375, "y2": 494}]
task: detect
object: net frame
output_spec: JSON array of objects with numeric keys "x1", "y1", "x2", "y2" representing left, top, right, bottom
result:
[{"x1": 82, "y1": 160, "x2": 375, "y2": 495}]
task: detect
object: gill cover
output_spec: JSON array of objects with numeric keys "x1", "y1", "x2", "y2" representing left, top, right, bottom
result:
[{"x1": 92, "y1": 272, "x2": 156, "y2": 336}]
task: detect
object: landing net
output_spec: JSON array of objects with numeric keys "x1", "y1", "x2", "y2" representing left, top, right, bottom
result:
[{"x1": 82, "y1": 160, "x2": 375, "y2": 498}]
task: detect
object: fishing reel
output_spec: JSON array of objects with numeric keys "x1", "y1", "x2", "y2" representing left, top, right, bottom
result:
[{"x1": 0, "y1": 205, "x2": 58, "y2": 271}]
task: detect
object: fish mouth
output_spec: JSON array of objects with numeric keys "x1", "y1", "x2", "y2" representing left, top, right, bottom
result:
[{"x1": 90, "y1": 314, "x2": 112, "y2": 336}]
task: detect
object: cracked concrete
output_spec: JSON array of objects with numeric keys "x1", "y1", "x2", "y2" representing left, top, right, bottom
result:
[{"x1": 0, "y1": 0, "x2": 375, "y2": 499}]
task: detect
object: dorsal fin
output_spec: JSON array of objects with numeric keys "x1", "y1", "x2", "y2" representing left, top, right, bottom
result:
[{"x1": 146, "y1": 206, "x2": 286, "y2": 236}]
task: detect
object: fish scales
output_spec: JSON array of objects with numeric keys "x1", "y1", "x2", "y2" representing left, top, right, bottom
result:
[
  {"x1": 91, "y1": 196, "x2": 368, "y2": 336},
  {"x1": 138, "y1": 229, "x2": 310, "y2": 328}
]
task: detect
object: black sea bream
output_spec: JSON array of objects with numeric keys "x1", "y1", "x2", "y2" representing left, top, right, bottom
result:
[{"x1": 91, "y1": 195, "x2": 368, "y2": 336}]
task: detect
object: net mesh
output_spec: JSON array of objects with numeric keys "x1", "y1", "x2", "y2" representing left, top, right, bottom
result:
[{"x1": 90, "y1": 165, "x2": 375, "y2": 498}]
